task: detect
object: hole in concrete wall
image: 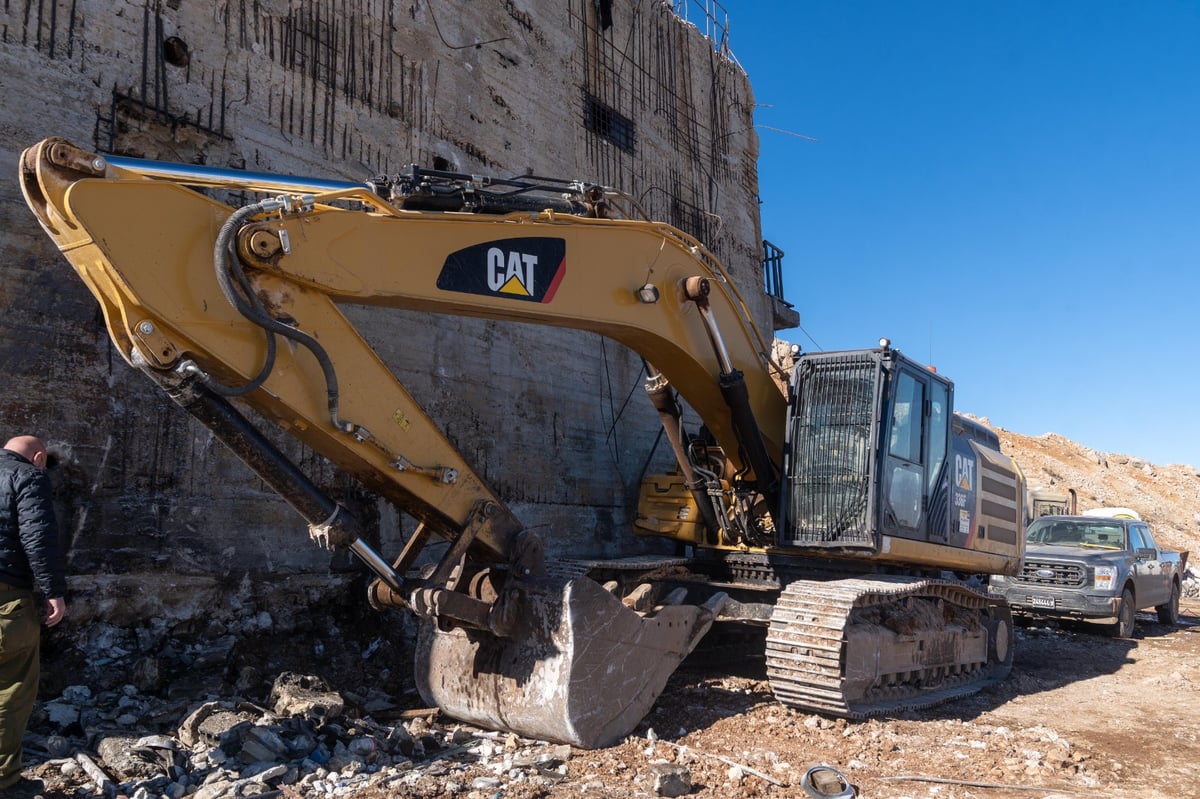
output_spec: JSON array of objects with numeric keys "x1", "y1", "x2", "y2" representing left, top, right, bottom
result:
[
  {"x1": 432, "y1": 156, "x2": 452, "y2": 171},
  {"x1": 164, "y1": 36, "x2": 190, "y2": 67},
  {"x1": 584, "y1": 94, "x2": 636, "y2": 153}
]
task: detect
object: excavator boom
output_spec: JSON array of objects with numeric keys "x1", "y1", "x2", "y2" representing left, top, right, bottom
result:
[
  {"x1": 21, "y1": 140, "x2": 784, "y2": 553},
  {"x1": 19, "y1": 138, "x2": 779, "y2": 746}
]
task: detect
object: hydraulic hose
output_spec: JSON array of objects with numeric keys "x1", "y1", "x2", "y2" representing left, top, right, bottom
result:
[
  {"x1": 212, "y1": 199, "x2": 354, "y2": 433},
  {"x1": 209, "y1": 201, "x2": 279, "y2": 396}
]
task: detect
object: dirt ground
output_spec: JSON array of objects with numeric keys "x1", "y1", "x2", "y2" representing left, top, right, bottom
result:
[
  {"x1": 372, "y1": 603, "x2": 1200, "y2": 799},
  {"x1": 23, "y1": 605, "x2": 1199, "y2": 799}
]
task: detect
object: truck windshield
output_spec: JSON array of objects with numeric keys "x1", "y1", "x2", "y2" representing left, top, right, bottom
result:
[{"x1": 1025, "y1": 520, "x2": 1125, "y2": 549}]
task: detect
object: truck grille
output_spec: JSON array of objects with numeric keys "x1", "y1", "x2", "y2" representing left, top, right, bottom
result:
[{"x1": 1014, "y1": 560, "x2": 1086, "y2": 588}]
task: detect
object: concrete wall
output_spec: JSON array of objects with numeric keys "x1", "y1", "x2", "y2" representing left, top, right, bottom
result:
[{"x1": 0, "y1": 1, "x2": 770, "y2": 639}]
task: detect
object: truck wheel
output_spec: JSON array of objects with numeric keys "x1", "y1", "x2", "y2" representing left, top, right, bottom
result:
[
  {"x1": 1156, "y1": 581, "x2": 1181, "y2": 626},
  {"x1": 1105, "y1": 587, "x2": 1136, "y2": 638}
]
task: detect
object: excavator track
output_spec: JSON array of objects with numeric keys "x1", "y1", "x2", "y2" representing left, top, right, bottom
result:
[{"x1": 765, "y1": 576, "x2": 1013, "y2": 718}]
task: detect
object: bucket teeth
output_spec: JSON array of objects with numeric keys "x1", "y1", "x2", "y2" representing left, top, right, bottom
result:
[{"x1": 415, "y1": 577, "x2": 725, "y2": 748}]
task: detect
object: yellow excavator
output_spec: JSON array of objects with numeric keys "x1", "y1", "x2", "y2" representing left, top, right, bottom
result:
[{"x1": 20, "y1": 138, "x2": 1025, "y2": 748}]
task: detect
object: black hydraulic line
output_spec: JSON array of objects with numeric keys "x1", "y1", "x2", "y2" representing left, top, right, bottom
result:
[
  {"x1": 161, "y1": 369, "x2": 349, "y2": 529},
  {"x1": 207, "y1": 202, "x2": 279, "y2": 396},
  {"x1": 396, "y1": 184, "x2": 587, "y2": 215},
  {"x1": 388, "y1": 164, "x2": 607, "y2": 216},
  {"x1": 719, "y1": 369, "x2": 781, "y2": 528},
  {"x1": 682, "y1": 276, "x2": 781, "y2": 529},
  {"x1": 213, "y1": 200, "x2": 352, "y2": 432},
  {"x1": 645, "y1": 376, "x2": 721, "y2": 543}
]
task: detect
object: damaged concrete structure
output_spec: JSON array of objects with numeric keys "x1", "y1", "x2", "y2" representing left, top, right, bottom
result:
[{"x1": 0, "y1": 0, "x2": 796, "y2": 691}]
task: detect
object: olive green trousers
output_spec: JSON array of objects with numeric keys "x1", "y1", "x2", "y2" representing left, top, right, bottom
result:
[{"x1": 0, "y1": 589, "x2": 40, "y2": 789}]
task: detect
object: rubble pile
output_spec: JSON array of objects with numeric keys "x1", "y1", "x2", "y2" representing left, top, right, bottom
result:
[{"x1": 25, "y1": 673, "x2": 586, "y2": 799}]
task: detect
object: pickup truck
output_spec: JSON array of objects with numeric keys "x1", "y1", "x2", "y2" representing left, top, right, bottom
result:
[{"x1": 990, "y1": 515, "x2": 1188, "y2": 637}]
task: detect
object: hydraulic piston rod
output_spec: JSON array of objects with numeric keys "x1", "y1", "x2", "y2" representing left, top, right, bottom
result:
[
  {"x1": 144, "y1": 358, "x2": 405, "y2": 594},
  {"x1": 684, "y1": 277, "x2": 781, "y2": 521},
  {"x1": 104, "y1": 154, "x2": 369, "y2": 195}
]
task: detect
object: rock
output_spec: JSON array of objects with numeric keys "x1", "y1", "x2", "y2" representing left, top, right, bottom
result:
[
  {"x1": 348, "y1": 736, "x2": 379, "y2": 759},
  {"x1": 269, "y1": 672, "x2": 345, "y2": 720},
  {"x1": 60, "y1": 685, "x2": 93, "y2": 703},
  {"x1": 97, "y1": 732, "x2": 172, "y2": 779},
  {"x1": 248, "y1": 763, "x2": 289, "y2": 782},
  {"x1": 131, "y1": 656, "x2": 163, "y2": 693},
  {"x1": 45, "y1": 734, "x2": 72, "y2": 758},
  {"x1": 238, "y1": 725, "x2": 289, "y2": 763},
  {"x1": 177, "y1": 702, "x2": 255, "y2": 751},
  {"x1": 385, "y1": 724, "x2": 415, "y2": 756},
  {"x1": 649, "y1": 762, "x2": 691, "y2": 797},
  {"x1": 43, "y1": 700, "x2": 81, "y2": 727}
]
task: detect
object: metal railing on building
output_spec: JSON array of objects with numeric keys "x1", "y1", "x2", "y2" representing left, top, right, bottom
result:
[
  {"x1": 762, "y1": 239, "x2": 788, "y2": 302},
  {"x1": 670, "y1": 0, "x2": 736, "y2": 64}
]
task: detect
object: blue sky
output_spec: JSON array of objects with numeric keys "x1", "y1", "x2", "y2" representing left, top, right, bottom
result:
[{"x1": 719, "y1": 1, "x2": 1200, "y2": 466}]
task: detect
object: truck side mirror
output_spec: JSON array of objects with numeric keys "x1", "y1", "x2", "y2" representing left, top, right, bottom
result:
[{"x1": 1135, "y1": 547, "x2": 1157, "y2": 560}]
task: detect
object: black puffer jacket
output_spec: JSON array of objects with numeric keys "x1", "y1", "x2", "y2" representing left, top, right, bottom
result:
[{"x1": 0, "y1": 448, "x2": 67, "y2": 597}]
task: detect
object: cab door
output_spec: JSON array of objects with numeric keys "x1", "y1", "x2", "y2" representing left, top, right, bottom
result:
[
  {"x1": 1129, "y1": 523, "x2": 1170, "y2": 606},
  {"x1": 880, "y1": 368, "x2": 950, "y2": 541}
]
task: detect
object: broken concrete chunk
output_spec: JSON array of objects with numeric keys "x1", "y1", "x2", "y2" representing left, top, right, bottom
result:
[
  {"x1": 238, "y1": 726, "x2": 290, "y2": 763},
  {"x1": 269, "y1": 672, "x2": 345, "y2": 719},
  {"x1": 96, "y1": 733, "x2": 172, "y2": 779},
  {"x1": 176, "y1": 701, "x2": 255, "y2": 751},
  {"x1": 61, "y1": 685, "x2": 93, "y2": 703},
  {"x1": 43, "y1": 700, "x2": 81, "y2": 727},
  {"x1": 650, "y1": 762, "x2": 692, "y2": 797}
]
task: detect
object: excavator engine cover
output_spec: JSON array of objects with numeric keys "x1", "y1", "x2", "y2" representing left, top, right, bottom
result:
[{"x1": 415, "y1": 575, "x2": 724, "y2": 748}]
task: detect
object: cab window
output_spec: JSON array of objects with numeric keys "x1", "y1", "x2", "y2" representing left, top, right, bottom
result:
[
  {"x1": 1133, "y1": 524, "x2": 1156, "y2": 552},
  {"x1": 888, "y1": 373, "x2": 924, "y2": 463},
  {"x1": 884, "y1": 371, "x2": 925, "y2": 530},
  {"x1": 926, "y1": 381, "x2": 948, "y2": 494}
]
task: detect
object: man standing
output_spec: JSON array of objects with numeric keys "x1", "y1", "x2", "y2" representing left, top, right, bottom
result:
[{"x1": 0, "y1": 435, "x2": 67, "y2": 791}]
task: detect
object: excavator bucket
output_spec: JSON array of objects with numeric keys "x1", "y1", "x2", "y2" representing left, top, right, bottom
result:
[{"x1": 415, "y1": 576, "x2": 725, "y2": 748}]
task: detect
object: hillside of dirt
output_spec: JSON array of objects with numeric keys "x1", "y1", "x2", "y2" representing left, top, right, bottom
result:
[{"x1": 985, "y1": 417, "x2": 1200, "y2": 556}]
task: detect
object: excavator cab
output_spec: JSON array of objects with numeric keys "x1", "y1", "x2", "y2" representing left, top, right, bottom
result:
[{"x1": 782, "y1": 342, "x2": 1023, "y2": 569}]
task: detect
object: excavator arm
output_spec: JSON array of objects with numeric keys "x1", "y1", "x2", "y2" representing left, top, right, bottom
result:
[
  {"x1": 20, "y1": 138, "x2": 785, "y2": 746},
  {"x1": 21, "y1": 139, "x2": 785, "y2": 546}
]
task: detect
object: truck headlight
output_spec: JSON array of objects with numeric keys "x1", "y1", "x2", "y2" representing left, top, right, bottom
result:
[{"x1": 1094, "y1": 566, "x2": 1116, "y2": 590}]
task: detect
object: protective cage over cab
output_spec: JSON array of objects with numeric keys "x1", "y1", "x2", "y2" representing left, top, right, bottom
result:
[{"x1": 782, "y1": 345, "x2": 1024, "y2": 569}]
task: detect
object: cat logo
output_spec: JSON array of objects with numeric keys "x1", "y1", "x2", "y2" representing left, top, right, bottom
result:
[
  {"x1": 955, "y1": 453, "x2": 975, "y2": 492},
  {"x1": 488, "y1": 247, "x2": 538, "y2": 296},
  {"x1": 437, "y1": 237, "x2": 566, "y2": 303}
]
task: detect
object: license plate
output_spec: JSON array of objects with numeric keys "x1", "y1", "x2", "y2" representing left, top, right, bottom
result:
[{"x1": 1030, "y1": 596, "x2": 1056, "y2": 609}]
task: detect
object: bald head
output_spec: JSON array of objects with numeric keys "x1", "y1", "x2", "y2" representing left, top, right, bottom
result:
[{"x1": 4, "y1": 435, "x2": 48, "y2": 469}]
